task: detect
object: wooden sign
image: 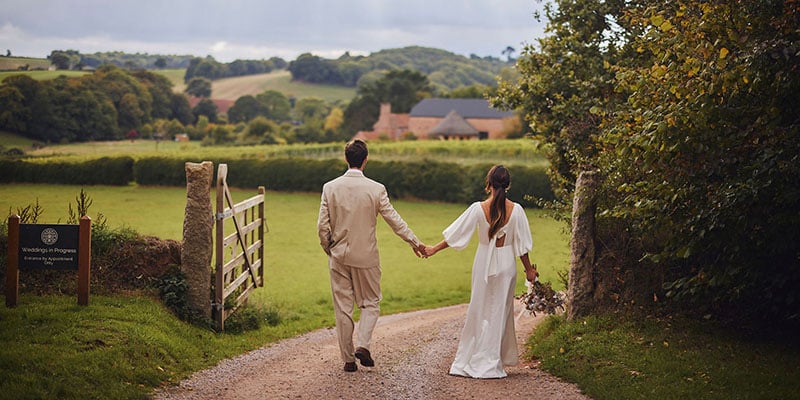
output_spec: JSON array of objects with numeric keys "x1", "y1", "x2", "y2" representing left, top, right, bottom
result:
[
  {"x1": 5, "y1": 215, "x2": 92, "y2": 307},
  {"x1": 18, "y1": 224, "x2": 80, "y2": 270}
]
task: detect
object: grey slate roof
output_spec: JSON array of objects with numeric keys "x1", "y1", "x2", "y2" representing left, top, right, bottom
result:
[
  {"x1": 409, "y1": 98, "x2": 514, "y2": 119},
  {"x1": 429, "y1": 110, "x2": 479, "y2": 136}
]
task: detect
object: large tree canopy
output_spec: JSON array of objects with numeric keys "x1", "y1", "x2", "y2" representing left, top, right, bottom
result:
[
  {"x1": 496, "y1": 0, "x2": 800, "y2": 323},
  {"x1": 0, "y1": 65, "x2": 190, "y2": 142}
]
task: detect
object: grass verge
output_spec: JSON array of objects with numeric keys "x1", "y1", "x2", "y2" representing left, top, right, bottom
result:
[{"x1": 527, "y1": 313, "x2": 800, "y2": 400}]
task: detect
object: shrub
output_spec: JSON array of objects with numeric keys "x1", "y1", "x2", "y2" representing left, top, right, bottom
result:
[{"x1": 0, "y1": 156, "x2": 133, "y2": 185}]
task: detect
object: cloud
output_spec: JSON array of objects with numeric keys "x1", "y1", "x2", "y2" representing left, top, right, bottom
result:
[{"x1": 1, "y1": 0, "x2": 547, "y2": 62}]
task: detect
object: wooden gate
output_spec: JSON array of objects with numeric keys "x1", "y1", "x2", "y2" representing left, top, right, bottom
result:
[{"x1": 214, "y1": 163, "x2": 266, "y2": 331}]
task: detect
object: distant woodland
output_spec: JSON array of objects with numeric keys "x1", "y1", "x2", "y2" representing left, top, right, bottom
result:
[{"x1": 44, "y1": 46, "x2": 514, "y2": 92}]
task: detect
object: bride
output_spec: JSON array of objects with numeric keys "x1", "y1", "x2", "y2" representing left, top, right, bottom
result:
[{"x1": 424, "y1": 165, "x2": 538, "y2": 378}]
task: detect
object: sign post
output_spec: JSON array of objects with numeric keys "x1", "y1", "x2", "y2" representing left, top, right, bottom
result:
[
  {"x1": 5, "y1": 215, "x2": 92, "y2": 307},
  {"x1": 5, "y1": 215, "x2": 20, "y2": 307},
  {"x1": 78, "y1": 216, "x2": 92, "y2": 306}
]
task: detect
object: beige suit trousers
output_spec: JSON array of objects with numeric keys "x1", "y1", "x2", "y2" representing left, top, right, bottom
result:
[{"x1": 328, "y1": 257, "x2": 381, "y2": 363}]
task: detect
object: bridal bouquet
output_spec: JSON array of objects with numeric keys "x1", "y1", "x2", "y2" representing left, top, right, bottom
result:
[{"x1": 518, "y1": 279, "x2": 566, "y2": 316}]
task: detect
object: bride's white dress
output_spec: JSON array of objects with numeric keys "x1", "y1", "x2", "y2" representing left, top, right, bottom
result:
[{"x1": 443, "y1": 201, "x2": 532, "y2": 378}]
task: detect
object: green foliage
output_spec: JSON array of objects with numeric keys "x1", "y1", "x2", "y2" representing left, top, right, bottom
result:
[
  {"x1": 133, "y1": 157, "x2": 187, "y2": 186},
  {"x1": 0, "y1": 156, "x2": 134, "y2": 185},
  {"x1": 223, "y1": 304, "x2": 282, "y2": 334},
  {"x1": 185, "y1": 77, "x2": 212, "y2": 98},
  {"x1": 184, "y1": 55, "x2": 284, "y2": 82},
  {"x1": 497, "y1": 0, "x2": 800, "y2": 323},
  {"x1": 192, "y1": 98, "x2": 218, "y2": 123},
  {"x1": 288, "y1": 46, "x2": 511, "y2": 91},
  {"x1": 0, "y1": 65, "x2": 191, "y2": 143},
  {"x1": 603, "y1": 0, "x2": 800, "y2": 321},
  {"x1": 155, "y1": 269, "x2": 191, "y2": 320}
]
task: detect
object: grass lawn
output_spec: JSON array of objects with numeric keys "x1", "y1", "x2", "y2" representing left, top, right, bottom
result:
[
  {"x1": 529, "y1": 313, "x2": 800, "y2": 400},
  {"x1": 2, "y1": 184, "x2": 798, "y2": 399},
  {"x1": 0, "y1": 183, "x2": 568, "y2": 399},
  {"x1": 0, "y1": 181, "x2": 569, "y2": 320}
]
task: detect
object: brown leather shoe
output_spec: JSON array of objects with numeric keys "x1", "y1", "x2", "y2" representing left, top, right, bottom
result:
[
  {"x1": 344, "y1": 362, "x2": 357, "y2": 372},
  {"x1": 355, "y1": 347, "x2": 374, "y2": 367}
]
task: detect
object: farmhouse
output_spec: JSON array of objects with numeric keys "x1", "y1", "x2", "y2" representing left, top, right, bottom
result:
[{"x1": 355, "y1": 98, "x2": 516, "y2": 140}]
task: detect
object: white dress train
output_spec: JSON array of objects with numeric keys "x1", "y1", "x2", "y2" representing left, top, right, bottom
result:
[{"x1": 443, "y1": 201, "x2": 532, "y2": 378}]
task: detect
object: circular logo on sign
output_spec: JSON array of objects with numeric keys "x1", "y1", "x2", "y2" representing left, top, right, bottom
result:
[{"x1": 41, "y1": 228, "x2": 59, "y2": 245}]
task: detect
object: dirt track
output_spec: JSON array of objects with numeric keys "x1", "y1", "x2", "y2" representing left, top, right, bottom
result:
[{"x1": 153, "y1": 302, "x2": 590, "y2": 399}]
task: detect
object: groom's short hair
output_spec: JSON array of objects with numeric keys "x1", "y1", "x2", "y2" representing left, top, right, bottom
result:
[{"x1": 345, "y1": 139, "x2": 368, "y2": 168}]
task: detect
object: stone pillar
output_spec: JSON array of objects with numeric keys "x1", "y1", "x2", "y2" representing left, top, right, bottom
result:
[
  {"x1": 567, "y1": 170, "x2": 599, "y2": 320},
  {"x1": 182, "y1": 161, "x2": 214, "y2": 318}
]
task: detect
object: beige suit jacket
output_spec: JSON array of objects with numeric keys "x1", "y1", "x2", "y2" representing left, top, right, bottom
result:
[{"x1": 317, "y1": 169, "x2": 419, "y2": 268}]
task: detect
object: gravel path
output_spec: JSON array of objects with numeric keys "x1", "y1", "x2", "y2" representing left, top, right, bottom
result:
[{"x1": 153, "y1": 302, "x2": 590, "y2": 399}]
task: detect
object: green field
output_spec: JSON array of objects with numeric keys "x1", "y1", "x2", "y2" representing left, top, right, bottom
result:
[
  {"x1": 16, "y1": 136, "x2": 549, "y2": 168},
  {"x1": 211, "y1": 70, "x2": 356, "y2": 103},
  {"x1": 0, "y1": 183, "x2": 569, "y2": 296},
  {"x1": 0, "y1": 69, "x2": 89, "y2": 82},
  {"x1": 153, "y1": 68, "x2": 187, "y2": 92},
  {"x1": 0, "y1": 56, "x2": 51, "y2": 71},
  {"x1": 0, "y1": 130, "x2": 40, "y2": 148},
  {"x1": 0, "y1": 67, "x2": 353, "y2": 104}
]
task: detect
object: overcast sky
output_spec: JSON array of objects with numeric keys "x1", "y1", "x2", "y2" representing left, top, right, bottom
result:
[{"x1": 0, "y1": 0, "x2": 548, "y2": 62}]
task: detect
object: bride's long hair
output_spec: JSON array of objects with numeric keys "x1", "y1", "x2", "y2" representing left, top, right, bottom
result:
[{"x1": 485, "y1": 165, "x2": 511, "y2": 239}]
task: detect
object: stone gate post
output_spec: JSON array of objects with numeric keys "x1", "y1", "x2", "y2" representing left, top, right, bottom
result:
[
  {"x1": 567, "y1": 170, "x2": 600, "y2": 320},
  {"x1": 182, "y1": 161, "x2": 214, "y2": 318}
]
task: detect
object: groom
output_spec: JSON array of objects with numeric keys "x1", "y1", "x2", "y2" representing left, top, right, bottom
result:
[{"x1": 317, "y1": 139, "x2": 425, "y2": 372}]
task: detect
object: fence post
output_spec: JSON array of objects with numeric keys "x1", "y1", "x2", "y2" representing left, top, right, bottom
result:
[
  {"x1": 214, "y1": 164, "x2": 227, "y2": 329},
  {"x1": 5, "y1": 215, "x2": 20, "y2": 307},
  {"x1": 182, "y1": 161, "x2": 214, "y2": 319},
  {"x1": 567, "y1": 170, "x2": 600, "y2": 320},
  {"x1": 258, "y1": 186, "x2": 265, "y2": 287},
  {"x1": 77, "y1": 216, "x2": 91, "y2": 306}
]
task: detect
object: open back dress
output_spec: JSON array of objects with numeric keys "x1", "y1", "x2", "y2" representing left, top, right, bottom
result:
[{"x1": 442, "y1": 201, "x2": 533, "y2": 378}]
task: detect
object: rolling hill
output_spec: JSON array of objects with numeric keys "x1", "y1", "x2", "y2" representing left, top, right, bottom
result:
[{"x1": 210, "y1": 70, "x2": 356, "y2": 103}]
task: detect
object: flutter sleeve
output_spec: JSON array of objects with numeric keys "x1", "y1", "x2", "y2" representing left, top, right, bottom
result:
[
  {"x1": 512, "y1": 203, "x2": 533, "y2": 257},
  {"x1": 442, "y1": 202, "x2": 481, "y2": 250}
]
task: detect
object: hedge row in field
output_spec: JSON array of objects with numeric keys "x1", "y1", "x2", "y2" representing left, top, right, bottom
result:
[
  {"x1": 0, "y1": 156, "x2": 134, "y2": 186},
  {"x1": 1, "y1": 156, "x2": 554, "y2": 206}
]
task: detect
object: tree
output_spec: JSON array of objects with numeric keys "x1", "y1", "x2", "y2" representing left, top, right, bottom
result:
[
  {"x1": 228, "y1": 95, "x2": 264, "y2": 123},
  {"x1": 342, "y1": 69, "x2": 434, "y2": 137},
  {"x1": 288, "y1": 53, "x2": 342, "y2": 84},
  {"x1": 154, "y1": 57, "x2": 167, "y2": 69},
  {"x1": 494, "y1": 0, "x2": 635, "y2": 199},
  {"x1": 501, "y1": 46, "x2": 516, "y2": 62},
  {"x1": 496, "y1": 0, "x2": 800, "y2": 323},
  {"x1": 192, "y1": 98, "x2": 218, "y2": 123},
  {"x1": 292, "y1": 97, "x2": 328, "y2": 123},
  {"x1": 324, "y1": 107, "x2": 344, "y2": 133},
  {"x1": 255, "y1": 90, "x2": 291, "y2": 121},
  {"x1": 602, "y1": 0, "x2": 800, "y2": 321},
  {"x1": 244, "y1": 116, "x2": 279, "y2": 144},
  {"x1": 132, "y1": 70, "x2": 173, "y2": 119},
  {"x1": 0, "y1": 86, "x2": 29, "y2": 132},
  {"x1": 169, "y1": 93, "x2": 194, "y2": 125},
  {"x1": 185, "y1": 77, "x2": 212, "y2": 98}
]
